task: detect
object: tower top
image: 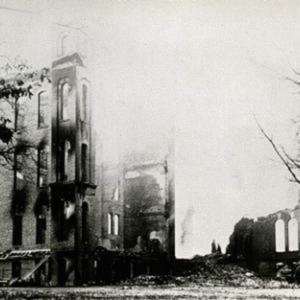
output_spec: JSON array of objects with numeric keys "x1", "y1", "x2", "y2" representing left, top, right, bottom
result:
[{"x1": 52, "y1": 23, "x2": 90, "y2": 63}]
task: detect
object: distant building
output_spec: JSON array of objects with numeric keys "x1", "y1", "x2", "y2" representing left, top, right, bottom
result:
[
  {"x1": 0, "y1": 26, "x2": 175, "y2": 286},
  {"x1": 228, "y1": 201, "x2": 300, "y2": 277}
]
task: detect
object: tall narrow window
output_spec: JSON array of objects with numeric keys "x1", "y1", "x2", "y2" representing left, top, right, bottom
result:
[
  {"x1": 18, "y1": 107, "x2": 25, "y2": 130},
  {"x1": 60, "y1": 83, "x2": 70, "y2": 121},
  {"x1": 81, "y1": 144, "x2": 89, "y2": 182},
  {"x1": 113, "y1": 187, "x2": 119, "y2": 201},
  {"x1": 36, "y1": 206, "x2": 46, "y2": 244},
  {"x1": 13, "y1": 215, "x2": 22, "y2": 246},
  {"x1": 38, "y1": 92, "x2": 48, "y2": 128},
  {"x1": 38, "y1": 148, "x2": 48, "y2": 187},
  {"x1": 61, "y1": 140, "x2": 71, "y2": 181},
  {"x1": 16, "y1": 171, "x2": 24, "y2": 191},
  {"x1": 15, "y1": 155, "x2": 24, "y2": 191},
  {"x1": 288, "y1": 215, "x2": 299, "y2": 251},
  {"x1": 82, "y1": 202, "x2": 89, "y2": 243},
  {"x1": 113, "y1": 214, "x2": 119, "y2": 236},
  {"x1": 107, "y1": 213, "x2": 112, "y2": 235},
  {"x1": 58, "y1": 199, "x2": 67, "y2": 242},
  {"x1": 275, "y1": 217, "x2": 285, "y2": 252},
  {"x1": 81, "y1": 85, "x2": 88, "y2": 121}
]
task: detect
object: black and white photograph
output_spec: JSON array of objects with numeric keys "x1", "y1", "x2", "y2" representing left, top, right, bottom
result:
[{"x1": 1, "y1": 0, "x2": 300, "y2": 299}]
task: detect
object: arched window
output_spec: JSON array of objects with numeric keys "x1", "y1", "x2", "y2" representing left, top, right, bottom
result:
[
  {"x1": 60, "y1": 83, "x2": 70, "y2": 120},
  {"x1": 82, "y1": 202, "x2": 89, "y2": 243},
  {"x1": 107, "y1": 213, "x2": 112, "y2": 235},
  {"x1": 81, "y1": 84, "x2": 88, "y2": 121},
  {"x1": 113, "y1": 214, "x2": 119, "y2": 236},
  {"x1": 81, "y1": 143, "x2": 89, "y2": 182},
  {"x1": 275, "y1": 217, "x2": 286, "y2": 252},
  {"x1": 288, "y1": 214, "x2": 299, "y2": 251}
]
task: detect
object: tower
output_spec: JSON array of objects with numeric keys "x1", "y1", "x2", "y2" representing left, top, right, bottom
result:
[{"x1": 50, "y1": 27, "x2": 96, "y2": 286}]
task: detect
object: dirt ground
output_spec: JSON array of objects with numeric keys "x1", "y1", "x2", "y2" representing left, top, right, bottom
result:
[{"x1": 1, "y1": 286, "x2": 300, "y2": 300}]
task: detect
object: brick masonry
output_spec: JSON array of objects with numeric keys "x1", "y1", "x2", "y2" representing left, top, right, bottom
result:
[{"x1": 0, "y1": 28, "x2": 175, "y2": 286}]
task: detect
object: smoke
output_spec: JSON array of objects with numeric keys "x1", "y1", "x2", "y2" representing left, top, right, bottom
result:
[{"x1": 180, "y1": 207, "x2": 194, "y2": 246}]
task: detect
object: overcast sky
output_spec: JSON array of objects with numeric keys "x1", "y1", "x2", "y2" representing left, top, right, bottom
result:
[{"x1": 2, "y1": 0, "x2": 300, "y2": 257}]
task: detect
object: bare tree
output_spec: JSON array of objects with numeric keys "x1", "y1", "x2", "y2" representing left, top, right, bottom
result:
[
  {"x1": 0, "y1": 56, "x2": 50, "y2": 172},
  {"x1": 255, "y1": 70, "x2": 300, "y2": 185}
]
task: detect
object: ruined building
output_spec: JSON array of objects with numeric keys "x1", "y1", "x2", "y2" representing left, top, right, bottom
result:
[
  {"x1": 228, "y1": 201, "x2": 300, "y2": 277},
  {"x1": 0, "y1": 28, "x2": 175, "y2": 286}
]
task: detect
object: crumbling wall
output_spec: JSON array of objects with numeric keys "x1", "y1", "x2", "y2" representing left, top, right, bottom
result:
[
  {"x1": 124, "y1": 164, "x2": 168, "y2": 253},
  {"x1": 101, "y1": 164, "x2": 124, "y2": 251},
  {"x1": 228, "y1": 207, "x2": 300, "y2": 277},
  {"x1": 227, "y1": 217, "x2": 254, "y2": 262}
]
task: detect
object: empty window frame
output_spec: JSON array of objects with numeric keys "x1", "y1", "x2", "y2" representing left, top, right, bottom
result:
[
  {"x1": 113, "y1": 214, "x2": 119, "y2": 236},
  {"x1": 17, "y1": 107, "x2": 26, "y2": 130},
  {"x1": 16, "y1": 171, "x2": 24, "y2": 191},
  {"x1": 107, "y1": 213, "x2": 112, "y2": 235},
  {"x1": 38, "y1": 92, "x2": 48, "y2": 128},
  {"x1": 36, "y1": 206, "x2": 47, "y2": 244},
  {"x1": 81, "y1": 144, "x2": 89, "y2": 182},
  {"x1": 288, "y1": 217, "x2": 299, "y2": 252},
  {"x1": 82, "y1": 202, "x2": 89, "y2": 243},
  {"x1": 37, "y1": 148, "x2": 48, "y2": 187},
  {"x1": 15, "y1": 155, "x2": 24, "y2": 191},
  {"x1": 12, "y1": 215, "x2": 23, "y2": 246},
  {"x1": 275, "y1": 218, "x2": 286, "y2": 253},
  {"x1": 58, "y1": 199, "x2": 67, "y2": 242},
  {"x1": 81, "y1": 84, "x2": 88, "y2": 121},
  {"x1": 60, "y1": 140, "x2": 71, "y2": 181},
  {"x1": 113, "y1": 187, "x2": 119, "y2": 201},
  {"x1": 59, "y1": 82, "x2": 70, "y2": 121}
]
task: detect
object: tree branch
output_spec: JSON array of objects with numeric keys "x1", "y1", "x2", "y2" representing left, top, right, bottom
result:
[{"x1": 255, "y1": 118, "x2": 300, "y2": 185}]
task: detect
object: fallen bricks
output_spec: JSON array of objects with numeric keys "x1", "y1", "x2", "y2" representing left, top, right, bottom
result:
[{"x1": 121, "y1": 254, "x2": 297, "y2": 288}]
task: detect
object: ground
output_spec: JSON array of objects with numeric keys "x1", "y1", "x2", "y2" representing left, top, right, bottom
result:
[{"x1": 1, "y1": 286, "x2": 300, "y2": 300}]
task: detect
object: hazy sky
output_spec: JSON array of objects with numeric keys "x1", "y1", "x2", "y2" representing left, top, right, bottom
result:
[{"x1": 2, "y1": 0, "x2": 300, "y2": 257}]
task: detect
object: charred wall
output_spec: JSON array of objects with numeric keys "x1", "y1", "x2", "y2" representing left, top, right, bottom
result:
[
  {"x1": 228, "y1": 204, "x2": 300, "y2": 277},
  {"x1": 124, "y1": 163, "x2": 170, "y2": 254}
]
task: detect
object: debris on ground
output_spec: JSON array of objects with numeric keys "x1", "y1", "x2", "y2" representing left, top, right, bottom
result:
[{"x1": 122, "y1": 254, "x2": 296, "y2": 288}]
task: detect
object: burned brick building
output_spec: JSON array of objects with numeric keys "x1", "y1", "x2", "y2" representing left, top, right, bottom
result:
[
  {"x1": 0, "y1": 27, "x2": 175, "y2": 286},
  {"x1": 228, "y1": 201, "x2": 300, "y2": 277}
]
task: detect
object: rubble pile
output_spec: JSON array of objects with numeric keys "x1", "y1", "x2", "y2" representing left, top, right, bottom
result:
[
  {"x1": 123, "y1": 254, "x2": 289, "y2": 288},
  {"x1": 182, "y1": 255, "x2": 263, "y2": 287}
]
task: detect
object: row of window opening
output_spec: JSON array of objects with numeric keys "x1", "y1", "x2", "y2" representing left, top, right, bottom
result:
[
  {"x1": 16, "y1": 141, "x2": 89, "y2": 189},
  {"x1": 13, "y1": 207, "x2": 47, "y2": 246},
  {"x1": 275, "y1": 216, "x2": 299, "y2": 253},
  {"x1": 37, "y1": 83, "x2": 88, "y2": 129},
  {"x1": 58, "y1": 82, "x2": 89, "y2": 122}
]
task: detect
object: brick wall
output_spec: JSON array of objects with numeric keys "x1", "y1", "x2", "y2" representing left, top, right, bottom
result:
[
  {"x1": 101, "y1": 164, "x2": 124, "y2": 250},
  {"x1": 0, "y1": 81, "x2": 51, "y2": 254}
]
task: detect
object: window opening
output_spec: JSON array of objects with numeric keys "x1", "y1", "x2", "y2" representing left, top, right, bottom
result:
[
  {"x1": 107, "y1": 213, "x2": 112, "y2": 235},
  {"x1": 113, "y1": 214, "x2": 119, "y2": 236},
  {"x1": 13, "y1": 215, "x2": 23, "y2": 246},
  {"x1": 275, "y1": 215, "x2": 285, "y2": 252},
  {"x1": 288, "y1": 213, "x2": 299, "y2": 251}
]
